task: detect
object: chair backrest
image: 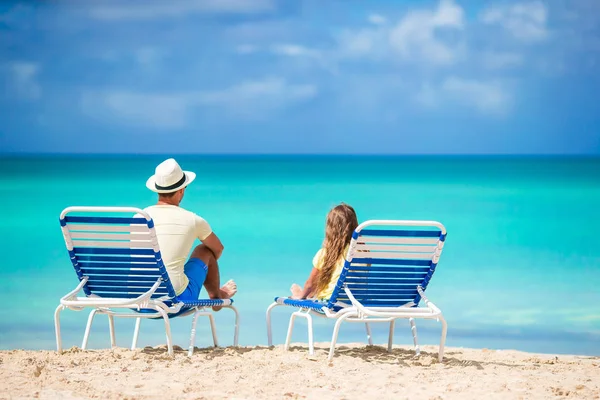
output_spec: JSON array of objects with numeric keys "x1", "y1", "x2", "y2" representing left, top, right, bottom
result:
[
  {"x1": 327, "y1": 220, "x2": 446, "y2": 309},
  {"x1": 59, "y1": 206, "x2": 177, "y2": 300}
]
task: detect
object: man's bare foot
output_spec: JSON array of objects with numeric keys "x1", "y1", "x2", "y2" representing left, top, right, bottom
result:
[
  {"x1": 212, "y1": 279, "x2": 237, "y2": 311},
  {"x1": 290, "y1": 283, "x2": 303, "y2": 299},
  {"x1": 220, "y1": 279, "x2": 237, "y2": 298}
]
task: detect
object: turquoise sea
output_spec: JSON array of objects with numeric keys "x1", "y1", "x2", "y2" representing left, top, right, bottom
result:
[{"x1": 1, "y1": 156, "x2": 599, "y2": 356}]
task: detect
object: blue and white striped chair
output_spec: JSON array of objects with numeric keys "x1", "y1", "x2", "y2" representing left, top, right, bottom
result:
[
  {"x1": 54, "y1": 206, "x2": 239, "y2": 356},
  {"x1": 266, "y1": 220, "x2": 447, "y2": 362}
]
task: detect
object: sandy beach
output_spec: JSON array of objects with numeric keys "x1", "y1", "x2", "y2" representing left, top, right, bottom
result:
[{"x1": 1, "y1": 343, "x2": 598, "y2": 400}]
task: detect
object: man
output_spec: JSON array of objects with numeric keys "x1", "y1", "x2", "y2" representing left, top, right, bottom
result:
[{"x1": 143, "y1": 158, "x2": 236, "y2": 310}]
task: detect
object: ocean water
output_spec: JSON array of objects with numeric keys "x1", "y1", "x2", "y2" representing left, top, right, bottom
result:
[{"x1": 1, "y1": 156, "x2": 599, "y2": 356}]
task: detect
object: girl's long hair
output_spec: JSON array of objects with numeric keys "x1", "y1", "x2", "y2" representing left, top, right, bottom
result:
[{"x1": 315, "y1": 203, "x2": 358, "y2": 296}]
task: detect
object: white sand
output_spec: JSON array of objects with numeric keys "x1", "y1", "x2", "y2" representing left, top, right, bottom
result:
[{"x1": 1, "y1": 344, "x2": 599, "y2": 399}]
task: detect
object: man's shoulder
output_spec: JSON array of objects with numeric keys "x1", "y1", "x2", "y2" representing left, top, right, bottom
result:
[
  {"x1": 142, "y1": 205, "x2": 205, "y2": 222},
  {"x1": 175, "y1": 206, "x2": 200, "y2": 218}
]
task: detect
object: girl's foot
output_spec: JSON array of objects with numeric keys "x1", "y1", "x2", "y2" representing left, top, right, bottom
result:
[{"x1": 290, "y1": 283, "x2": 303, "y2": 299}]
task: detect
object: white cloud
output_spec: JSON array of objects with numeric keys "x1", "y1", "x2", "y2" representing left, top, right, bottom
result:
[
  {"x1": 81, "y1": 78, "x2": 317, "y2": 128},
  {"x1": 269, "y1": 43, "x2": 336, "y2": 71},
  {"x1": 271, "y1": 44, "x2": 320, "y2": 58},
  {"x1": 9, "y1": 62, "x2": 41, "y2": 100},
  {"x1": 441, "y1": 77, "x2": 511, "y2": 115},
  {"x1": 89, "y1": 0, "x2": 275, "y2": 21},
  {"x1": 389, "y1": 0, "x2": 465, "y2": 65},
  {"x1": 368, "y1": 14, "x2": 387, "y2": 25},
  {"x1": 198, "y1": 77, "x2": 317, "y2": 110},
  {"x1": 337, "y1": 27, "x2": 388, "y2": 59},
  {"x1": 238, "y1": 43, "x2": 337, "y2": 73},
  {"x1": 337, "y1": 0, "x2": 465, "y2": 65},
  {"x1": 481, "y1": 1, "x2": 548, "y2": 42},
  {"x1": 99, "y1": 92, "x2": 189, "y2": 128},
  {"x1": 413, "y1": 77, "x2": 511, "y2": 115}
]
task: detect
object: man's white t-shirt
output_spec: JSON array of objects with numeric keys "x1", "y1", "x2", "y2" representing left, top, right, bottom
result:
[{"x1": 142, "y1": 205, "x2": 212, "y2": 295}]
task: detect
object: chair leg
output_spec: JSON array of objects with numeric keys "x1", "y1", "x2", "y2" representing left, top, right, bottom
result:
[
  {"x1": 155, "y1": 307, "x2": 174, "y2": 356},
  {"x1": 409, "y1": 317, "x2": 420, "y2": 357},
  {"x1": 82, "y1": 309, "x2": 99, "y2": 350},
  {"x1": 328, "y1": 313, "x2": 352, "y2": 362},
  {"x1": 208, "y1": 313, "x2": 218, "y2": 347},
  {"x1": 387, "y1": 320, "x2": 396, "y2": 352},
  {"x1": 438, "y1": 316, "x2": 448, "y2": 363},
  {"x1": 306, "y1": 312, "x2": 314, "y2": 356},
  {"x1": 284, "y1": 311, "x2": 298, "y2": 351},
  {"x1": 230, "y1": 305, "x2": 240, "y2": 347},
  {"x1": 107, "y1": 314, "x2": 116, "y2": 348},
  {"x1": 188, "y1": 310, "x2": 202, "y2": 357},
  {"x1": 54, "y1": 305, "x2": 65, "y2": 353},
  {"x1": 365, "y1": 323, "x2": 373, "y2": 346},
  {"x1": 265, "y1": 302, "x2": 278, "y2": 347},
  {"x1": 131, "y1": 317, "x2": 142, "y2": 350}
]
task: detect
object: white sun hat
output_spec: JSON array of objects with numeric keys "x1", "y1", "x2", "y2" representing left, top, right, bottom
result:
[{"x1": 146, "y1": 158, "x2": 196, "y2": 193}]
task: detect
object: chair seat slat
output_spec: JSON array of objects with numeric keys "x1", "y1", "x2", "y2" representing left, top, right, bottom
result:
[
  {"x1": 70, "y1": 232, "x2": 152, "y2": 241},
  {"x1": 343, "y1": 283, "x2": 420, "y2": 290},
  {"x1": 86, "y1": 280, "x2": 158, "y2": 288},
  {"x1": 81, "y1": 268, "x2": 162, "y2": 276},
  {"x1": 359, "y1": 229, "x2": 441, "y2": 238},
  {"x1": 344, "y1": 288, "x2": 418, "y2": 294},
  {"x1": 352, "y1": 300, "x2": 415, "y2": 306},
  {"x1": 355, "y1": 244, "x2": 437, "y2": 253},
  {"x1": 72, "y1": 240, "x2": 154, "y2": 249},
  {"x1": 78, "y1": 261, "x2": 162, "y2": 269},
  {"x1": 337, "y1": 295, "x2": 415, "y2": 301},
  {"x1": 90, "y1": 293, "x2": 172, "y2": 299},
  {"x1": 350, "y1": 258, "x2": 431, "y2": 266},
  {"x1": 345, "y1": 272, "x2": 428, "y2": 279},
  {"x1": 86, "y1": 275, "x2": 159, "y2": 283},
  {"x1": 88, "y1": 286, "x2": 170, "y2": 294},
  {"x1": 67, "y1": 224, "x2": 149, "y2": 233},
  {"x1": 65, "y1": 216, "x2": 148, "y2": 224},
  {"x1": 77, "y1": 255, "x2": 155, "y2": 263},
  {"x1": 351, "y1": 251, "x2": 434, "y2": 260},
  {"x1": 357, "y1": 237, "x2": 439, "y2": 245},
  {"x1": 344, "y1": 278, "x2": 424, "y2": 284},
  {"x1": 348, "y1": 266, "x2": 430, "y2": 273},
  {"x1": 73, "y1": 247, "x2": 155, "y2": 255}
]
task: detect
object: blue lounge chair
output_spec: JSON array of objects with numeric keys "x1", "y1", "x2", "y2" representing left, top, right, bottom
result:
[
  {"x1": 54, "y1": 206, "x2": 239, "y2": 356},
  {"x1": 266, "y1": 220, "x2": 447, "y2": 362}
]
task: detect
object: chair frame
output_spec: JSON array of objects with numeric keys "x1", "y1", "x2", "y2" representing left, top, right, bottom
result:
[
  {"x1": 55, "y1": 206, "x2": 239, "y2": 356},
  {"x1": 266, "y1": 220, "x2": 447, "y2": 362}
]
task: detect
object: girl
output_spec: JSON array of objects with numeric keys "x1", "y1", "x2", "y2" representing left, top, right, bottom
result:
[{"x1": 290, "y1": 203, "x2": 359, "y2": 300}]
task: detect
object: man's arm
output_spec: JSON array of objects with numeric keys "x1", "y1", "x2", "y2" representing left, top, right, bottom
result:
[
  {"x1": 194, "y1": 215, "x2": 223, "y2": 259},
  {"x1": 201, "y1": 232, "x2": 224, "y2": 260}
]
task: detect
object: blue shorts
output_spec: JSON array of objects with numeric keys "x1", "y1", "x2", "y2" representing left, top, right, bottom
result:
[{"x1": 178, "y1": 258, "x2": 208, "y2": 300}]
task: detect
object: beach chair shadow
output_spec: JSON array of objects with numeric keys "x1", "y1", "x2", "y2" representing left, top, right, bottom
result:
[
  {"x1": 335, "y1": 345, "x2": 483, "y2": 369},
  {"x1": 266, "y1": 220, "x2": 448, "y2": 363},
  {"x1": 54, "y1": 206, "x2": 239, "y2": 357}
]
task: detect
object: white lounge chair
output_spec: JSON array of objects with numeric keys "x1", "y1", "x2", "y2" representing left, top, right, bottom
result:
[
  {"x1": 266, "y1": 220, "x2": 447, "y2": 361},
  {"x1": 55, "y1": 206, "x2": 239, "y2": 356}
]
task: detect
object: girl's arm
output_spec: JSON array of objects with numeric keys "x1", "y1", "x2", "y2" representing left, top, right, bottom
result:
[
  {"x1": 300, "y1": 267, "x2": 320, "y2": 298},
  {"x1": 291, "y1": 267, "x2": 320, "y2": 299}
]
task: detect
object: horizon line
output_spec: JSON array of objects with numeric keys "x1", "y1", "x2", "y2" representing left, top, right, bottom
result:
[{"x1": 1, "y1": 153, "x2": 600, "y2": 158}]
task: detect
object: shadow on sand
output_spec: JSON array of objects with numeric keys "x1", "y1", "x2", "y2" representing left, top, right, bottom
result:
[{"x1": 138, "y1": 344, "x2": 530, "y2": 370}]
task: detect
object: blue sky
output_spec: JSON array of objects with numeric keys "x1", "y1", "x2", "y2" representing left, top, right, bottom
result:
[{"x1": 0, "y1": 0, "x2": 599, "y2": 154}]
